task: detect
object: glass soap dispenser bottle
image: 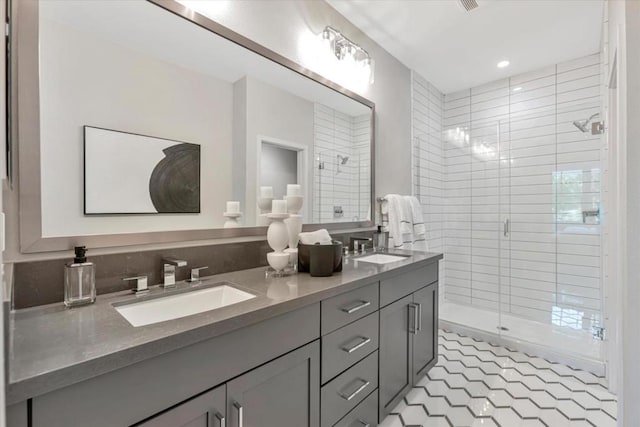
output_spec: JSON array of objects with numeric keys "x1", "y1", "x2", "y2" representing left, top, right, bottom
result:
[{"x1": 64, "y1": 246, "x2": 96, "y2": 307}]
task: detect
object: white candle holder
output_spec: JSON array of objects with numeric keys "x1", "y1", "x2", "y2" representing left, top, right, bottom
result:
[
  {"x1": 266, "y1": 212, "x2": 290, "y2": 276},
  {"x1": 257, "y1": 197, "x2": 273, "y2": 226},
  {"x1": 223, "y1": 212, "x2": 242, "y2": 228}
]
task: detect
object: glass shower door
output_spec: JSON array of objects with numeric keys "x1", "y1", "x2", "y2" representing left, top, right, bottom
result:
[{"x1": 468, "y1": 120, "x2": 505, "y2": 335}]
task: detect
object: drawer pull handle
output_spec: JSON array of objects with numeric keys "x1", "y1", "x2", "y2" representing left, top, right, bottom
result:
[
  {"x1": 408, "y1": 303, "x2": 419, "y2": 334},
  {"x1": 233, "y1": 401, "x2": 243, "y2": 427},
  {"x1": 342, "y1": 336, "x2": 372, "y2": 354},
  {"x1": 354, "y1": 420, "x2": 371, "y2": 427},
  {"x1": 341, "y1": 300, "x2": 371, "y2": 314},
  {"x1": 214, "y1": 412, "x2": 226, "y2": 427},
  {"x1": 339, "y1": 378, "x2": 370, "y2": 401},
  {"x1": 416, "y1": 302, "x2": 422, "y2": 332}
]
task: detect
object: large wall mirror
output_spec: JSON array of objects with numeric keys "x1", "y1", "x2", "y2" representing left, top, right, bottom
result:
[{"x1": 13, "y1": 0, "x2": 374, "y2": 252}]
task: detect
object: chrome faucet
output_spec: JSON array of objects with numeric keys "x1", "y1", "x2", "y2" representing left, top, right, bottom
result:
[
  {"x1": 162, "y1": 257, "x2": 187, "y2": 288},
  {"x1": 350, "y1": 236, "x2": 373, "y2": 254}
]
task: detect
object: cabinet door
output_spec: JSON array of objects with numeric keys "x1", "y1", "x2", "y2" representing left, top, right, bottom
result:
[
  {"x1": 136, "y1": 385, "x2": 225, "y2": 427},
  {"x1": 227, "y1": 340, "x2": 320, "y2": 427},
  {"x1": 412, "y1": 283, "x2": 439, "y2": 384},
  {"x1": 378, "y1": 294, "x2": 413, "y2": 420}
]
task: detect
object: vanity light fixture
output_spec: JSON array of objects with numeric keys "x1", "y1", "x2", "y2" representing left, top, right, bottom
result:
[{"x1": 322, "y1": 26, "x2": 374, "y2": 83}]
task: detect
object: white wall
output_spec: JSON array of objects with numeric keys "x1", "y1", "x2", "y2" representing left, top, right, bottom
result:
[
  {"x1": 622, "y1": 2, "x2": 640, "y2": 424},
  {"x1": 605, "y1": 0, "x2": 640, "y2": 424},
  {"x1": 411, "y1": 71, "x2": 445, "y2": 294},
  {"x1": 39, "y1": 17, "x2": 233, "y2": 236}
]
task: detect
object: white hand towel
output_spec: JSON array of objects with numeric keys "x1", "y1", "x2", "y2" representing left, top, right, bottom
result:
[
  {"x1": 405, "y1": 196, "x2": 429, "y2": 252},
  {"x1": 385, "y1": 194, "x2": 413, "y2": 249},
  {"x1": 298, "y1": 229, "x2": 332, "y2": 245}
]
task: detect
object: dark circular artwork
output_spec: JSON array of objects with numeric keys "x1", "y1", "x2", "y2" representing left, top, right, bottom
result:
[{"x1": 149, "y1": 143, "x2": 200, "y2": 213}]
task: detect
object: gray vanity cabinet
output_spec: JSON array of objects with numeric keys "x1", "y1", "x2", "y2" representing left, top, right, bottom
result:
[
  {"x1": 378, "y1": 294, "x2": 413, "y2": 418},
  {"x1": 226, "y1": 341, "x2": 320, "y2": 427},
  {"x1": 378, "y1": 264, "x2": 439, "y2": 420},
  {"x1": 136, "y1": 385, "x2": 226, "y2": 427},
  {"x1": 411, "y1": 282, "x2": 438, "y2": 383}
]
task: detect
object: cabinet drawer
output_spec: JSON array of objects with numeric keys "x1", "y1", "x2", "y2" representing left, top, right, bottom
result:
[
  {"x1": 322, "y1": 282, "x2": 379, "y2": 334},
  {"x1": 333, "y1": 390, "x2": 378, "y2": 427},
  {"x1": 322, "y1": 311, "x2": 379, "y2": 384},
  {"x1": 380, "y1": 263, "x2": 438, "y2": 306},
  {"x1": 321, "y1": 351, "x2": 378, "y2": 427}
]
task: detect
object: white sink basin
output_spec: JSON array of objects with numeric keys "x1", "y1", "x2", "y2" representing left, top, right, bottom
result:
[
  {"x1": 115, "y1": 284, "x2": 255, "y2": 327},
  {"x1": 356, "y1": 254, "x2": 410, "y2": 264}
]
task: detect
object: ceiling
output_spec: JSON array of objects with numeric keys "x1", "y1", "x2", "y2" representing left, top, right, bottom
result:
[{"x1": 327, "y1": 0, "x2": 604, "y2": 94}]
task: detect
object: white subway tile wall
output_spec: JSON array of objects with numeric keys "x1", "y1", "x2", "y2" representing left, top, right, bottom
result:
[
  {"x1": 313, "y1": 104, "x2": 371, "y2": 223},
  {"x1": 413, "y1": 53, "x2": 603, "y2": 330},
  {"x1": 412, "y1": 72, "x2": 445, "y2": 292}
]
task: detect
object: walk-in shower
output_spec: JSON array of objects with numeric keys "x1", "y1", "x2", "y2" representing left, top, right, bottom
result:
[{"x1": 411, "y1": 53, "x2": 605, "y2": 375}]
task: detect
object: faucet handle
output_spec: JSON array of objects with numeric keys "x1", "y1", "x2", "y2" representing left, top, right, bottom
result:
[
  {"x1": 123, "y1": 275, "x2": 149, "y2": 294},
  {"x1": 187, "y1": 266, "x2": 209, "y2": 284}
]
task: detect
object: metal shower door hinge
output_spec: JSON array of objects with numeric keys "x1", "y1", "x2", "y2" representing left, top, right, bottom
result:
[
  {"x1": 592, "y1": 121, "x2": 605, "y2": 135},
  {"x1": 592, "y1": 326, "x2": 606, "y2": 341}
]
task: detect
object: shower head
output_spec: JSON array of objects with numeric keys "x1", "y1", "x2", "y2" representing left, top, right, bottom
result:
[
  {"x1": 573, "y1": 113, "x2": 600, "y2": 133},
  {"x1": 337, "y1": 154, "x2": 350, "y2": 165}
]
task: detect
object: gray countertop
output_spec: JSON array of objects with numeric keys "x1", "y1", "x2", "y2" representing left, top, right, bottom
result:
[{"x1": 7, "y1": 249, "x2": 442, "y2": 405}]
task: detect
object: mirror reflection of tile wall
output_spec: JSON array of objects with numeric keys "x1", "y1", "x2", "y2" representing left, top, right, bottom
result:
[{"x1": 313, "y1": 104, "x2": 371, "y2": 223}]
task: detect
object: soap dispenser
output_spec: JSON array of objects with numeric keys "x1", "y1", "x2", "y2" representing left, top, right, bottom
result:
[{"x1": 64, "y1": 246, "x2": 96, "y2": 307}]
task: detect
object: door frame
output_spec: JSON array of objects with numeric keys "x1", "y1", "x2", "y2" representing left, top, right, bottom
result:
[
  {"x1": 255, "y1": 135, "x2": 310, "y2": 222},
  {"x1": 603, "y1": 42, "x2": 623, "y2": 394}
]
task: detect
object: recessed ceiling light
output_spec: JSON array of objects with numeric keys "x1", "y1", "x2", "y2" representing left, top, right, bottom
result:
[
  {"x1": 497, "y1": 60, "x2": 510, "y2": 68},
  {"x1": 513, "y1": 86, "x2": 522, "y2": 92}
]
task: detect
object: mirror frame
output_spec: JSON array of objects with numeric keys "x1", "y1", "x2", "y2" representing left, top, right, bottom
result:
[{"x1": 12, "y1": 0, "x2": 375, "y2": 253}]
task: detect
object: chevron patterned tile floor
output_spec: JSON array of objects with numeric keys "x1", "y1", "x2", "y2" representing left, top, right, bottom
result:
[{"x1": 379, "y1": 330, "x2": 617, "y2": 427}]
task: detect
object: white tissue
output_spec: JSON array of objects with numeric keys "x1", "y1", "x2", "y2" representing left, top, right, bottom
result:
[{"x1": 298, "y1": 229, "x2": 333, "y2": 245}]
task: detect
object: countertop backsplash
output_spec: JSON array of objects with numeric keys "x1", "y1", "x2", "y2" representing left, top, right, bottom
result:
[{"x1": 10, "y1": 230, "x2": 376, "y2": 309}]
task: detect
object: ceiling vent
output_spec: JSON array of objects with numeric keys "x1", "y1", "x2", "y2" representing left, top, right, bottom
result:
[{"x1": 459, "y1": 0, "x2": 479, "y2": 12}]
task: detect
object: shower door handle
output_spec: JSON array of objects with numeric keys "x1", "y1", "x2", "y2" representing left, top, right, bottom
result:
[{"x1": 503, "y1": 219, "x2": 510, "y2": 237}]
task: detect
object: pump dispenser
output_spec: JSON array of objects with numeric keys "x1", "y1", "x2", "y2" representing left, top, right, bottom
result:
[{"x1": 64, "y1": 246, "x2": 96, "y2": 307}]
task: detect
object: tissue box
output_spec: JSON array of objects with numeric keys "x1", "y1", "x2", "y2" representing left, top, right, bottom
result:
[{"x1": 298, "y1": 241, "x2": 343, "y2": 276}]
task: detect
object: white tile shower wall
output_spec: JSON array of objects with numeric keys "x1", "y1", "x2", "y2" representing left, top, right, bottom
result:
[
  {"x1": 353, "y1": 114, "x2": 371, "y2": 221},
  {"x1": 411, "y1": 71, "x2": 445, "y2": 293},
  {"x1": 438, "y1": 53, "x2": 603, "y2": 327},
  {"x1": 313, "y1": 104, "x2": 370, "y2": 222}
]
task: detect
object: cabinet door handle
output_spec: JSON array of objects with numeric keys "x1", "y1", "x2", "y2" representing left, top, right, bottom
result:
[
  {"x1": 504, "y1": 218, "x2": 510, "y2": 237},
  {"x1": 338, "y1": 378, "x2": 370, "y2": 401},
  {"x1": 341, "y1": 300, "x2": 371, "y2": 314},
  {"x1": 341, "y1": 336, "x2": 371, "y2": 354},
  {"x1": 408, "y1": 303, "x2": 418, "y2": 334},
  {"x1": 354, "y1": 420, "x2": 371, "y2": 427},
  {"x1": 214, "y1": 412, "x2": 226, "y2": 427},
  {"x1": 416, "y1": 302, "x2": 422, "y2": 332},
  {"x1": 233, "y1": 402, "x2": 243, "y2": 427}
]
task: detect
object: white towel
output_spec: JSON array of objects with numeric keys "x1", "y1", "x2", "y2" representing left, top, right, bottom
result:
[
  {"x1": 385, "y1": 194, "x2": 413, "y2": 249},
  {"x1": 405, "y1": 196, "x2": 429, "y2": 252},
  {"x1": 298, "y1": 229, "x2": 332, "y2": 245}
]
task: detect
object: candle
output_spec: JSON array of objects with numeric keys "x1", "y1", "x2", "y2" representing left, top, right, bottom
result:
[
  {"x1": 286, "y1": 184, "x2": 302, "y2": 197},
  {"x1": 226, "y1": 201, "x2": 240, "y2": 213},
  {"x1": 260, "y1": 186, "x2": 273, "y2": 198},
  {"x1": 272, "y1": 199, "x2": 287, "y2": 214}
]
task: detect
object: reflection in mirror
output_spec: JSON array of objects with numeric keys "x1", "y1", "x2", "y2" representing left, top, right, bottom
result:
[{"x1": 19, "y1": 0, "x2": 373, "y2": 251}]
